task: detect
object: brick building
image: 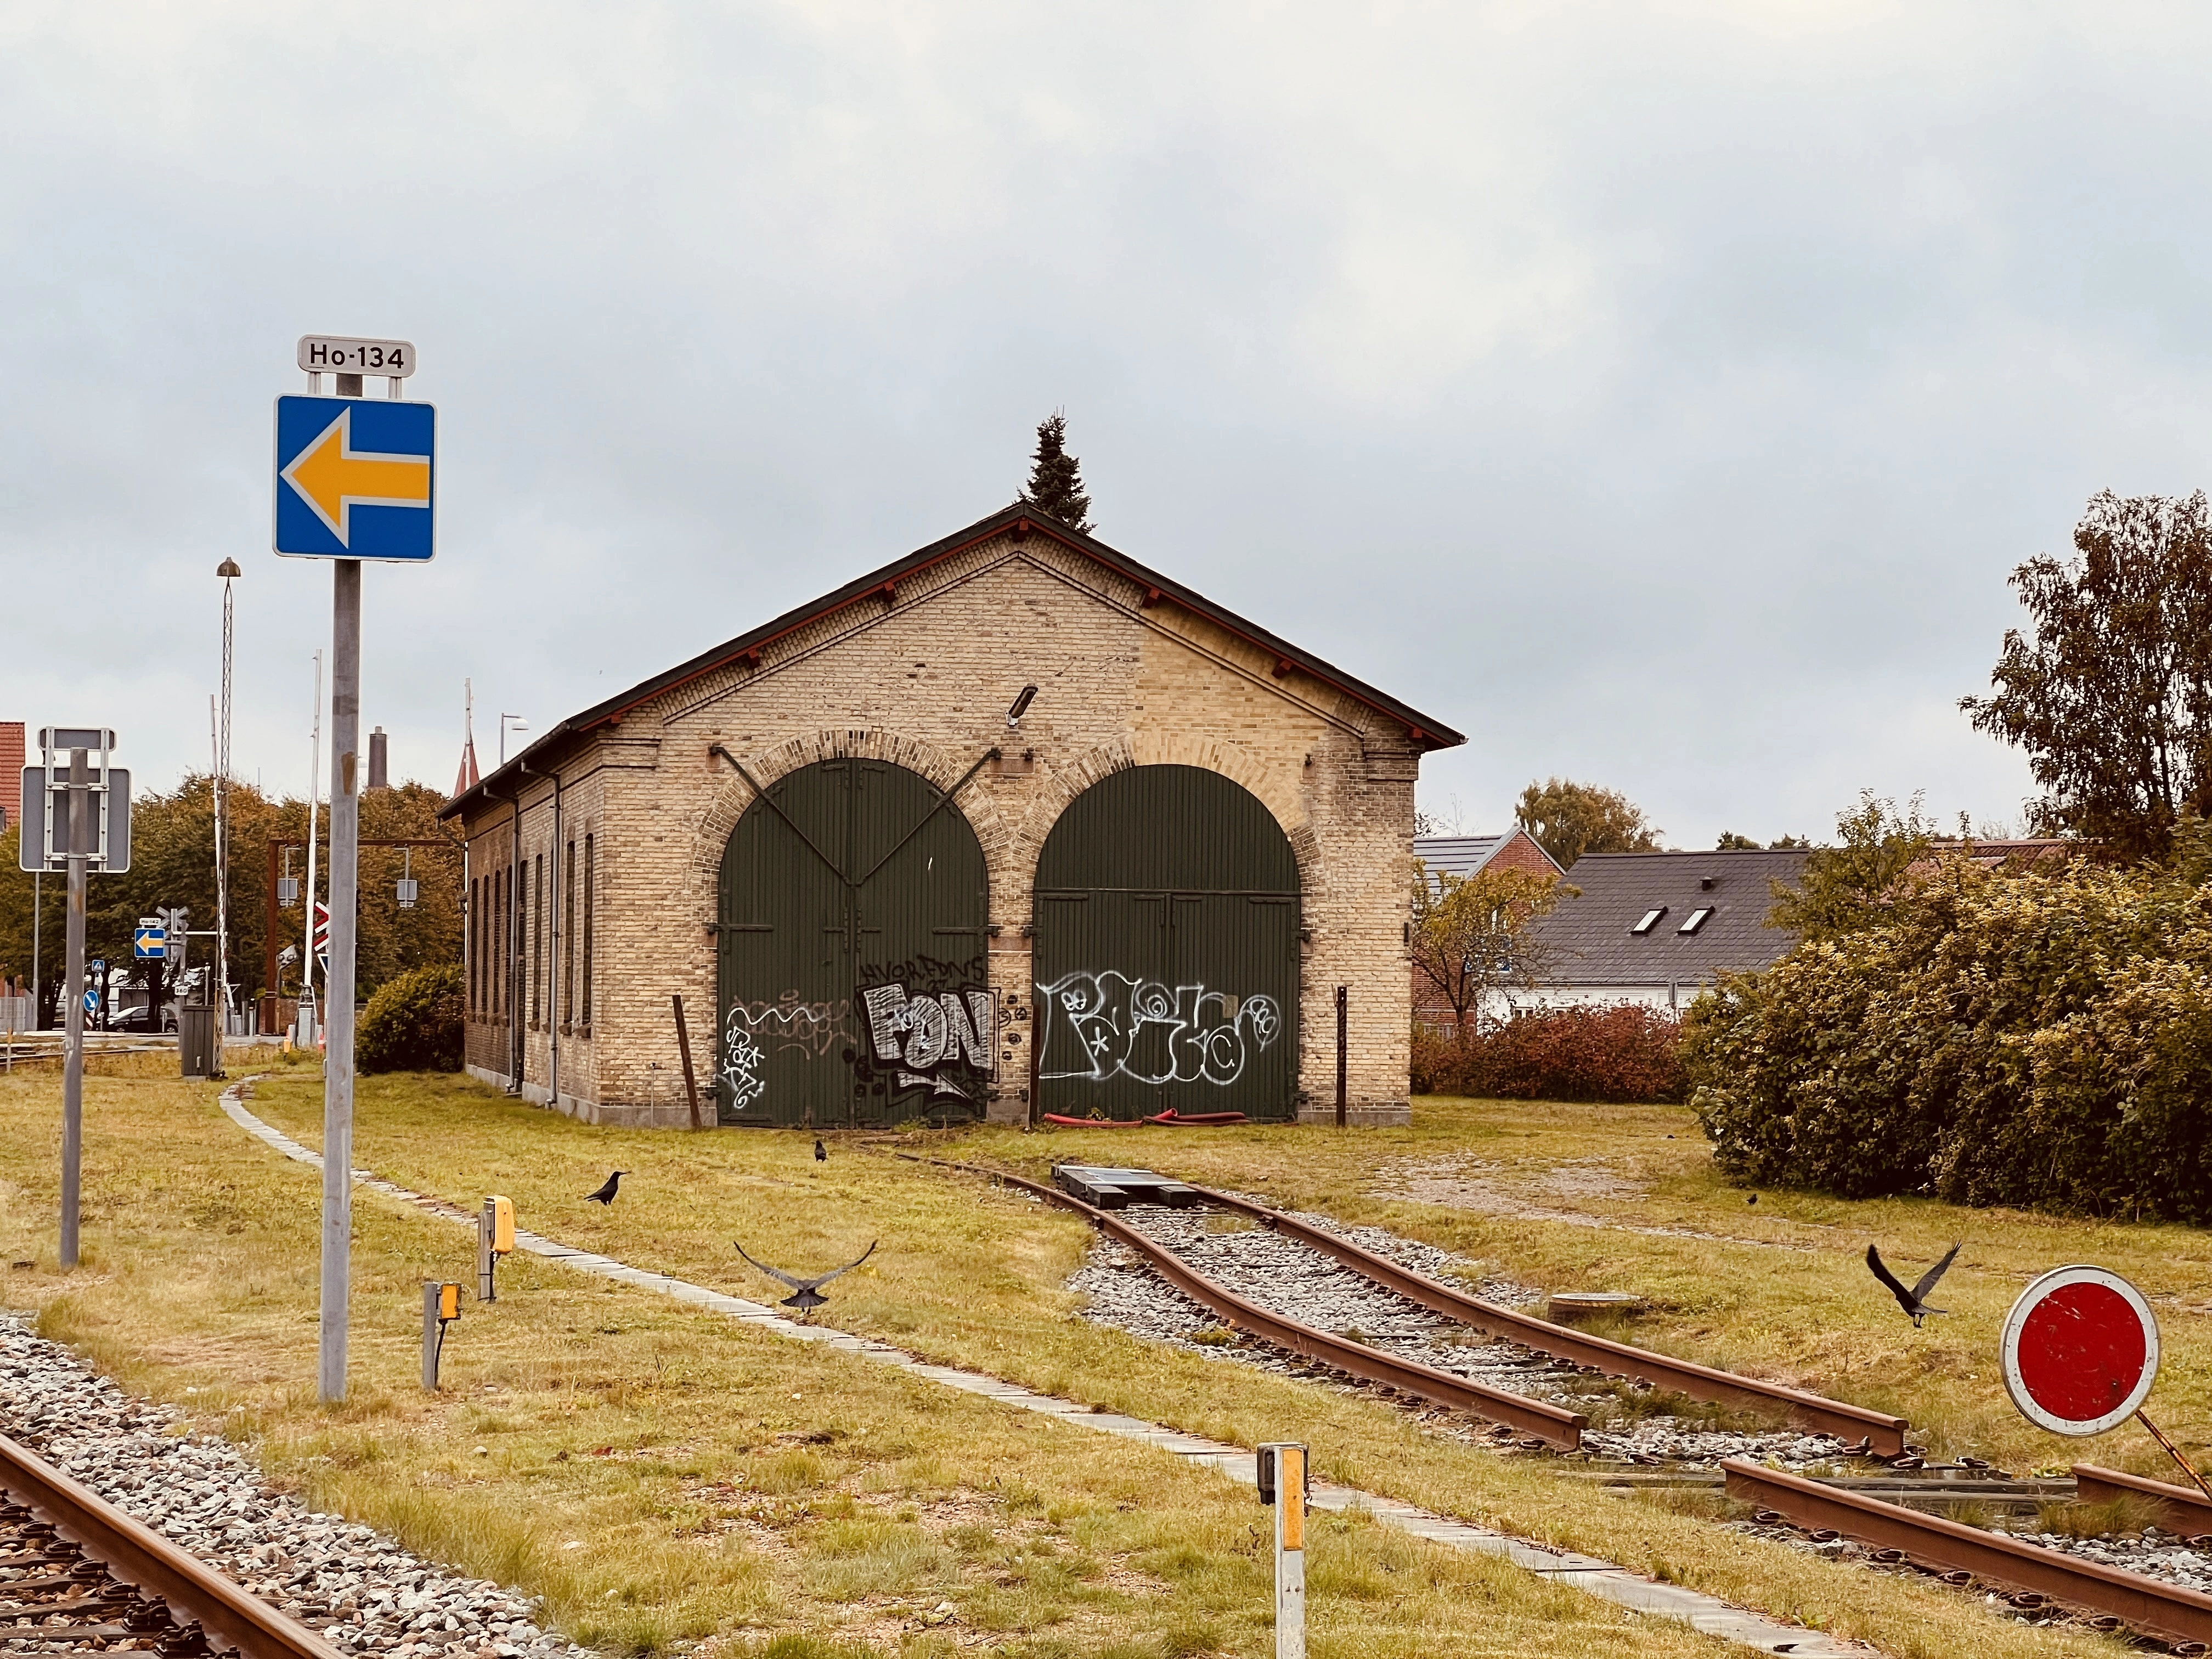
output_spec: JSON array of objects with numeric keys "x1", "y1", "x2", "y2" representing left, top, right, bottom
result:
[
  {"x1": 0, "y1": 724, "x2": 22, "y2": 835},
  {"x1": 441, "y1": 503, "x2": 1463, "y2": 1129}
]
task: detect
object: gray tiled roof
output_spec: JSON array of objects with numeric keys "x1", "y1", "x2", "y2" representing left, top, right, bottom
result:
[
  {"x1": 1412, "y1": 834, "x2": 1509, "y2": 879},
  {"x1": 1529, "y1": 849, "x2": 1810, "y2": 985}
]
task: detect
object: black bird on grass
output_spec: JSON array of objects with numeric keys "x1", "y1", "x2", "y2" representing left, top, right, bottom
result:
[
  {"x1": 732, "y1": 1239, "x2": 876, "y2": 1310},
  {"x1": 1865, "y1": 1242, "x2": 1961, "y2": 1327},
  {"x1": 584, "y1": 1171, "x2": 629, "y2": 1205},
  {"x1": 814, "y1": 1139, "x2": 827, "y2": 1163}
]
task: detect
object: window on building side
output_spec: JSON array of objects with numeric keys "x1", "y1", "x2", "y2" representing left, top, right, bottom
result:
[
  {"x1": 1631, "y1": 907, "x2": 1667, "y2": 935},
  {"x1": 563, "y1": 840, "x2": 575, "y2": 1031},
  {"x1": 532, "y1": 854, "x2": 545, "y2": 1030},
  {"x1": 467, "y1": 877, "x2": 478, "y2": 1014},
  {"x1": 581, "y1": 834, "x2": 595, "y2": 1032},
  {"x1": 1679, "y1": 907, "x2": 1712, "y2": 934}
]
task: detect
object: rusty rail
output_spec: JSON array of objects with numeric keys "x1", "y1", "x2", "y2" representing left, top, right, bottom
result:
[
  {"x1": 2073, "y1": 1464, "x2": 2212, "y2": 1537},
  {"x1": 1195, "y1": 1185, "x2": 1910, "y2": 1457},
  {"x1": 1723, "y1": 1457, "x2": 2212, "y2": 1647},
  {"x1": 0, "y1": 1430, "x2": 347, "y2": 1659},
  {"x1": 964, "y1": 1163, "x2": 1588, "y2": 1449}
]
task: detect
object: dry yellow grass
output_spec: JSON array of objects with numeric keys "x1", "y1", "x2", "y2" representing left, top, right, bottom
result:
[{"x1": 0, "y1": 1059, "x2": 2164, "y2": 1657}]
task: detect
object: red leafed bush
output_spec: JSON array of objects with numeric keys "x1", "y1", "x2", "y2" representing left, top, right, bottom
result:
[{"x1": 1412, "y1": 1006, "x2": 1685, "y2": 1103}]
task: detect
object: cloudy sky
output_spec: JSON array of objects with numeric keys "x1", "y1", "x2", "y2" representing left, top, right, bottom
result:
[{"x1": 7, "y1": 3, "x2": 2208, "y2": 847}]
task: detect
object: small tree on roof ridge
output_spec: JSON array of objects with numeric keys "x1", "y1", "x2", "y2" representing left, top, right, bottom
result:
[{"x1": 1023, "y1": 411, "x2": 1093, "y2": 533}]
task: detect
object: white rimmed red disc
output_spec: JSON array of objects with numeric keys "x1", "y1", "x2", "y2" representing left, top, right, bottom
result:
[{"x1": 2000, "y1": 1266, "x2": 2159, "y2": 1436}]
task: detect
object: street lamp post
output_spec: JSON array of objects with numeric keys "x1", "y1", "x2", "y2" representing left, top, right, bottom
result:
[{"x1": 499, "y1": 714, "x2": 528, "y2": 768}]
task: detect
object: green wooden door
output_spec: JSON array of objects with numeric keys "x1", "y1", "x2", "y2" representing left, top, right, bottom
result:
[
  {"x1": 1032, "y1": 765, "x2": 1300, "y2": 1121},
  {"x1": 717, "y1": 759, "x2": 991, "y2": 1127}
]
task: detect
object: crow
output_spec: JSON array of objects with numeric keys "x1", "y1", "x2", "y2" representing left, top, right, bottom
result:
[
  {"x1": 584, "y1": 1171, "x2": 628, "y2": 1205},
  {"x1": 1865, "y1": 1242, "x2": 1961, "y2": 1327},
  {"x1": 814, "y1": 1139, "x2": 827, "y2": 1163},
  {"x1": 732, "y1": 1239, "x2": 876, "y2": 1310}
]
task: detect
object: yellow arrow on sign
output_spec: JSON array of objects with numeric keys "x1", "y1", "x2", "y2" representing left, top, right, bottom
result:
[{"x1": 280, "y1": 408, "x2": 430, "y2": 546}]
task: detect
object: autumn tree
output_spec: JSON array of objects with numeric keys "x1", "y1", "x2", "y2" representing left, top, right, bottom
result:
[
  {"x1": 1962, "y1": 490, "x2": 2212, "y2": 862},
  {"x1": 1514, "y1": 777, "x2": 1662, "y2": 869},
  {"x1": 1410, "y1": 861, "x2": 1573, "y2": 1040},
  {"x1": 1766, "y1": 792, "x2": 1940, "y2": 941},
  {"x1": 1023, "y1": 411, "x2": 1093, "y2": 532}
]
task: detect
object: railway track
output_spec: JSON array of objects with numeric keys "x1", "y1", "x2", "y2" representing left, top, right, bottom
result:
[
  {"x1": 1724, "y1": 1458, "x2": 2212, "y2": 1652},
  {"x1": 0, "y1": 1429, "x2": 342, "y2": 1659},
  {"x1": 968, "y1": 1163, "x2": 1591, "y2": 1446},
  {"x1": 953, "y1": 1157, "x2": 2212, "y2": 1650},
  {"x1": 973, "y1": 1159, "x2": 1906, "y2": 1455},
  {"x1": 1188, "y1": 1182, "x2": 1912, "y2": 1456}
]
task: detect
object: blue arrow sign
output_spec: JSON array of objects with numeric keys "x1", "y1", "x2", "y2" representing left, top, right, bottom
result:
[
  {"x1": 134, "y1": 926, "x2": 166, "y2": 958},
  {"x1": 274, "y1": 396, "x2": 437, "y2": 562},
  {"x1": 82, "y1": 989, "x2": 99, "y2": 1017}
]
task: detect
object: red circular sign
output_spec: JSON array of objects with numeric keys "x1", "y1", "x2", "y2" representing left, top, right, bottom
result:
[{"x1": 2001, "y1": 1267, "x2": 2159, "y2": 1436}]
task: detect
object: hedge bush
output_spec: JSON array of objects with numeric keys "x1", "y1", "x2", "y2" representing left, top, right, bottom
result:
[
  {"x1": 356, "y1": 962, "x2": 465, "y2": 1074},
  {"x1": 1412, "y1": 1005, "x2": 1685, "y2": 1103},
  {"x1": 1683, "y1": 856, "x2": 2212, "y2": 1222}
]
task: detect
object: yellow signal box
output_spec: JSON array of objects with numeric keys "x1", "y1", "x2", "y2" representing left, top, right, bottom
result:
[{"x1": 486, "y1": 1195, "x2": 515, "y2": 1256}]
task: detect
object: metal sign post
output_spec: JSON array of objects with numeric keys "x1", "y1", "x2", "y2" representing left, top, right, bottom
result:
[
  {"x1": 60, "y1": 751, "x2": 86, "y2": 1268},
  {"x1": 276, "y1": 337, "x2": 436, "y2": 1404},
  {"x1": 19, "y1": 729, "x2": 129, "y2": 1271}
]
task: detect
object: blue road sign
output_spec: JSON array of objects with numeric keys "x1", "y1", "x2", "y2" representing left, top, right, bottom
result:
[
  {"x1": 134, "y1": 926, "x2": 166, "y2": 958},
  {"x1": 88, "y1": 960, "x2": 105, "y2": 977},
  {"x1": 274, "y1": 396, "x2": 437, "y2": 562},
  {"x1": 82, "y1": 990, "x2": 99, "y2": 1017}
]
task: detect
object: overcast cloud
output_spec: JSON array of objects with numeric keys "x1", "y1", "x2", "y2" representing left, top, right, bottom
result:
[{"x1": 7, "y1": 3, "x2": 2208, "y2": 847}]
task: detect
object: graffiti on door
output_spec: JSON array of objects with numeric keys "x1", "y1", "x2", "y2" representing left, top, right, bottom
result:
[
  {"x1": 721, "y1": 992, "x2": 853, "y2": 1113},
  {"x1": 857, "y1": 954, "x2": 996, "y2": 1101},
  {"x1": 1036, "y1": 970, "x2": 1281, "y2": 1086}
]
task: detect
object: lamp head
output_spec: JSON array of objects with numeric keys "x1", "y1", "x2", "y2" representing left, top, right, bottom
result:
[{"x1": 216, "y1": 558, "x2": 242, "y2": 578}]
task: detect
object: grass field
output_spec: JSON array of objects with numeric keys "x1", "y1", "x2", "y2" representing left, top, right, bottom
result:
[{"x1": 0, "y1": 1054, "x2": 2186, "y2": 1658}]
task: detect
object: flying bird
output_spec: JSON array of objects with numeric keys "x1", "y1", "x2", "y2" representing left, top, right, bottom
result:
[
  {"x1": 1865, "y1": 1242, "x2": 1961, "y2": 1327},
  {"x1": 732, "y1": 1239, "x2": 877, "y2": 1310},
  {"x1": 814, "y1": 1139, "x2": 827, "y2": 1163},
  {"x1": 584, "y1": 1171, "x2": 629, "y2": 1205}
]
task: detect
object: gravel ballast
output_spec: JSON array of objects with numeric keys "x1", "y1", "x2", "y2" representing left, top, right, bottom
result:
[{"x1": 0, "y1": 1316, "x2": 585, "y2": 1659}]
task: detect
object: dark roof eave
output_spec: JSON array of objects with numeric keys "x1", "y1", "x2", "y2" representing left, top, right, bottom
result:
[{"x1": 442, "y1": 501, "x2": 1465, "y2": 820}]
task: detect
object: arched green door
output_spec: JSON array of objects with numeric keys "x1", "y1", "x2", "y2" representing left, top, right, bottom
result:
[
  {"x1": 1033, "y1": 765, "x2": 1300, "y2": 1121},
  {"x1": 718, "y1": 759, "x2": 991, "y2": 1127}
]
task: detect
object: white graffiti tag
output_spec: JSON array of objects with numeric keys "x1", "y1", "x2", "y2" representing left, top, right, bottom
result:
[
  {"x1": 1035, "y1": 971, "x2": 1281, "y2": 1086},
  {"x1": 860, "y1": 984, "x2": 996, "y2": 1098},
  {"x1": 720, "y1": 992, "x2": 852, "y2": 1110},
  {"x1": 720, "y1": 1027, "x2": 768, "y2": 1111}
]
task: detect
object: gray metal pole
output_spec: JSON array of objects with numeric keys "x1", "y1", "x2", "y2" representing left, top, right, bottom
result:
[
  {"x1": 422, "y1": 1282, "x2": 442, "y2": 1391},
  {"x1": 320, "y1": 559, "x2": 362, "y2": 1402},
  {"x1": 60, "y1": 749, "x2": 87, "y2": 1270}
]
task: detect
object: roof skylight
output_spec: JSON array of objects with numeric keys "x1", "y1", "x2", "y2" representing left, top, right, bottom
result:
[
  {"x1": 1680, "y1": 907, "x2": 1713, "y2": 934},
  {"x1": 1631, "y1": 907, "x2": 1667, "y2": 935}
]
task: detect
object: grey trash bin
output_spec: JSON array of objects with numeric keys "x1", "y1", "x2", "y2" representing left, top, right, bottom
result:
[{"x1": 179, "y1": 1005, "x2": 218, "y2": 1080}]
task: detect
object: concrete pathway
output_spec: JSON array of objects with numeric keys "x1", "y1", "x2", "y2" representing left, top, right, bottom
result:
[{"x1": 218, "y1": 1086, "x2": 1872, "y2": 1657}]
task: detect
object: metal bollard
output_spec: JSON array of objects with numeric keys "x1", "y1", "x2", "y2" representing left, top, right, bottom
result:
[
  {"x1": 1257, "y1": 1442, "x2": 1308, "y2": 1659},
  {"x1": 478, "y1": 1195, "x2": 515, "y2": 1302},
  {"x1": 421, "y1": 1281, "x2": 460, "y2": 1390}
]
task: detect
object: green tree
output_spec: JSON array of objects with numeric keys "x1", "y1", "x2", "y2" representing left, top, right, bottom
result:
[
  {"x1": 1717, "y1": 831, "x2": 1809, "y2": 849},
  {"x1": 1961, "y1": 489, "x2": 2212, "y2": 862},
  {"x1": 1766, "y1": 791, "x2": 1939, "y2": 941},
  {"x1": 1514, "y1": 777, "x2": 1662, "y2": 869},
  {"x1": 0, "y1": 774, "x2": 461, "y2": 1025},
  {"x1": 1023, "y1": 411, "x2": 1093, "y2": 533},
  {"x1": 1410, "y1": 861, "x2": 1573, "y2": 1039}
]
